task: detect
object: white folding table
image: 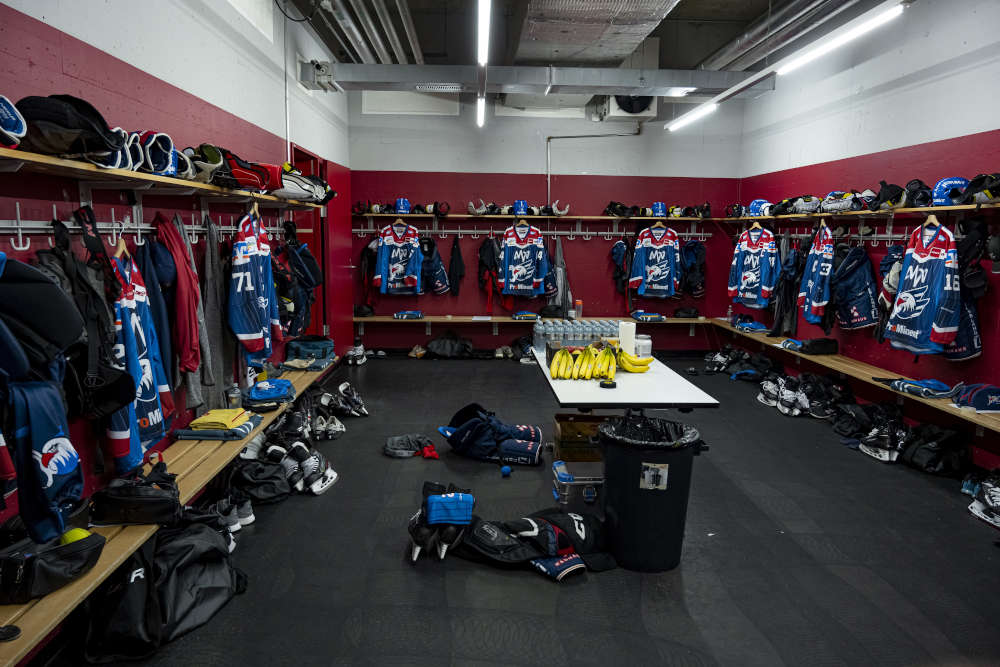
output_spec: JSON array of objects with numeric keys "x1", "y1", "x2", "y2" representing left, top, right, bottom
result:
[{"x1": 531, "y1": 349, "x2": 719, "y2": 410}]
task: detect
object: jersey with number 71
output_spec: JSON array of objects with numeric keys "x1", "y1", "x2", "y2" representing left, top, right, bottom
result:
[{"x1": 229, "y1": 213, "x2": 282, "y2": 364}]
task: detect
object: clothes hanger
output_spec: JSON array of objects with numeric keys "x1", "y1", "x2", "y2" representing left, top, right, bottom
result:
[
  {"x1": 749, "y1": 220, "x2": 762, "y2": 230},
  {"x1": 113, "y1": 222, "x2": 130, "y2": 259},
  {"x1": 923, "y1": 213, "x2": 940, "y2": 227},
  {"x1": 515, "y1": 218, "x2": 529, "y2": 227},
  {"x1": 652, "y1": 219, "x2": 666, "y2": 229}
]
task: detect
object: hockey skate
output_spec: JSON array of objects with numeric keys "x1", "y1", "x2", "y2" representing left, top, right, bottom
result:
[
  {"x1": 968, "y1": 475, "x2": 1000, "y2": 529},
  {"x1": 757, "y1": 374, "x2": 784, "y2": 407},
  {"x1": 299, "y1": 446, "x2": 338, "y2": 495},
  {"x1": 338, "y1": 381, "x2": 369, "y2": 416}
]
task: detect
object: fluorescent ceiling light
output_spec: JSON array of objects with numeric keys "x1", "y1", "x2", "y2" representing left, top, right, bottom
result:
[
  {"x1": 477, "y1": 0, "x2": 491, "y2": 66},
  {"x1": 476, "y1": 96, "x2": 486, "y2": 127},
  {"x1": 668, "y1": 103, "x2": 717, "y2": 132},
  {"x1": 664, "y1": 87, "x2": 697, "y2": 98},
  {"x1": 415, "y1": 83, "x2": 463, "y2": 93},
  {"x1": 778, "y1": 3, "x2": 904, "y2": 76}
]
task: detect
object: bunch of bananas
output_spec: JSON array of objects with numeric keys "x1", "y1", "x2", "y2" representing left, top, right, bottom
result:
[
  {"x1": 617, "y1": 349, "x2": 654, "y2": 373},
  {"x1": 549, "y1": 346, "x2": 619, "y2": 381}
]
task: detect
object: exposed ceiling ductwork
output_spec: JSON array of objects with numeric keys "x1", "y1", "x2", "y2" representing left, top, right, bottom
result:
[
  {"x1": 697, "y1": 0, "x2": 863, "y2": 71},
  {"x1": 513, "y1": 0, "x2": 684, "y2": 66}
]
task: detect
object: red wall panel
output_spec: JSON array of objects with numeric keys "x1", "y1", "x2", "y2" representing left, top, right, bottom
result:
[{"x1": 739, "y1": 128, "x2": 1000, "y2": 387}]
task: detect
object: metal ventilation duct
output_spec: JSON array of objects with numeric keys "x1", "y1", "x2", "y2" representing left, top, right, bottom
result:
[{"x1": 513, "y1": 0, "x2": 683, "y2": 66}]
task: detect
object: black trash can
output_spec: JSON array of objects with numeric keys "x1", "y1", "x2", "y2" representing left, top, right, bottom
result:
[{"x1": 599, "y1": 415, "x2": 705, "y2": 572}]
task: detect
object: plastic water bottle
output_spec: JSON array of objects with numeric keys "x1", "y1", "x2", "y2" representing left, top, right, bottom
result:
[
  {"x1": 533, "y1": 321, "x2": 545, "y2": 352},
  {"x1": 726, "y1": 305, "x2": 734, "y2": 327}
]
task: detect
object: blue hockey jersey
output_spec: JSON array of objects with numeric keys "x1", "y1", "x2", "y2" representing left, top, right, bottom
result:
[
  {"x1": 628, "y1": 226, "x2": 682, "y2": 298},
  {"x1": 885, "y1": 222, "x2": 960, "y2": 354},
  {"x1": 108, "y1": 257, "x2": 174, "y2": 474},
  {"x1": 728, "y1": 227, "x2": 778, "y2": 309},
  {"x1": 229, "y1": 213, "x2": 282, "y2": 365},
  {"x1": 498, "y1": 224, "x2": 549, "y2": 297},
  {"x1": 373, "y1": 222, "x2": 423, "y2": 295},
  {"x1": 798, "y1": 224, "x2": 834, "y2": 324}
]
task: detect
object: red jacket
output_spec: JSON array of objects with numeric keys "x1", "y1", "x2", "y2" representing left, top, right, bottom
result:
[{"x1": 155, "y1": 213, "x2": 201, "y2": 372}]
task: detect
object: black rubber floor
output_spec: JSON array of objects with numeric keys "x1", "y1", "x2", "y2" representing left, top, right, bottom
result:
[{"x1": 144, "y1": 357, "x2": 1000, "y2": 666}]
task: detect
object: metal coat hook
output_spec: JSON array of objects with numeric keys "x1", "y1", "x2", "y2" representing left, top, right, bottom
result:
[
  {"x1": 107, "y1": 209, "x2": 119, "y2": 246},
  {"x1": 10, "y1": 202, "x2": 30, "y2": 251},
  {"x1": 133, "y1": 213, "x2": 145, "y2": 245},
  {"x1": 188, "y1": 214, "x2": 199, "y2": 245},
  {"x1": 581, "y1": 227, "x2": 592, "y2": 241}
]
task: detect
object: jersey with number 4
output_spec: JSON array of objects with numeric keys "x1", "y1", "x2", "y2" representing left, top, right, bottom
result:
[
  {"x1": 728, "y1": 227, "x2": 778, "y2": 308},
  {"x1": 229, "y1": 214, "x2": 282, "y2": 363},
  {"x1": 797, "y1": 225, "x2": 834, "y2": 324},
  {"x1": 885, "y1": 223, "x2": 960, "y2": 354},
  {"x1": 628, "y1": 226, "x2": 682, "y2": 297},
  {"x1": 498, "y1": 225, "x2": 549, "y2": 296}
]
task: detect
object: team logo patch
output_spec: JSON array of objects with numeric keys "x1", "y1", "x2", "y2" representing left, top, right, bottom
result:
[
  {"x1": 893, "y1": 285, "x2": 930, "y2": 320},
  {"x1": 33, "y1": 431, "x2": 79, "y2": 488}
]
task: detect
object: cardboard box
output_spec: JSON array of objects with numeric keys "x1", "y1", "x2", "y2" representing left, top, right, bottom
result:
[{"x1": 553, "y1": 413, "x2": 606, "y2": 462}]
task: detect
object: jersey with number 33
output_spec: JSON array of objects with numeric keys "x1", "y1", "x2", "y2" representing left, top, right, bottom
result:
[
  {"x1": 229, "y1": 213, "x2": 282, "y2": 363},
  {"x1": 797, "y1": 225, "x2": 834, "y2": 324}
]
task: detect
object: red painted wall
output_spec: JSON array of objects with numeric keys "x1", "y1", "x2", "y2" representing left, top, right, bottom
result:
[
  {"x1": 739, "y1": 128, "x2": 1000, "y2": 388},
  {"x1": 0, "y1": 5, "x2": 353, "y2": 523},
  {"x1": 349, "y1": 170, "x2": 738, "y2": 349}
]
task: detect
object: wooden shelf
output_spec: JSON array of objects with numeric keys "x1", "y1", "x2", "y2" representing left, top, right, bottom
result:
[
  {"x1": 352, "y1": 213, "x2": 706, "y2": 222},
  {"x1": 0, "y1": 147, "x2": 321, "y2": 209},
  {"x1": 352, "y1": 315, "x2": 711, "y2": 324},
  {"x1": 713, "y1": 319, "x2": 1000, "y2": 436}
]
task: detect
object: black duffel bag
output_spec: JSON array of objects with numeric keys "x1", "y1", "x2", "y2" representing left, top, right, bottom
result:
[
  {"x1": 15, "y1": 94, "x2": 124, "y2": 156},
  {"x1": 90, "y1": 462, "x2": 182, "y2": 526},
  {"x1": 426, "y1": 331, "x2": 473, "y2": 358},
  {"x1": 0, "y1": 531, "x2": 105, "y2": 604}
]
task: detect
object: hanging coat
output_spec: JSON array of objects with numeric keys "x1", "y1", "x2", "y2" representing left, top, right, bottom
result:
[
  {"x1": 201, "y1": 217, "x2": 232, "y2": 410},
  {"x1": 448, "y1": 236, "x2": 465, "y2": 296},
  {"x1": 171, "y1": 214, "x2": 214, "y2": 412},
  {"x1": 155, "y1": 213, "x2": 200, "y2": 373},
  {"x1": 547, "y1": 238, "x2": 572, "y2": 316}
]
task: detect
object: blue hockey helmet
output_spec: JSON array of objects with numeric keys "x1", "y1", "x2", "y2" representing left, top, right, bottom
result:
[
  {"x1": 932, "y1": 177, "x2": 969, "y2": 206},
  {"x1": 651, "y1": 202, "x2": 666, "y2": 217},
  {"x1": 395, "y1": 197, "x2": 411, "y2": 214},
  {"x1": 513, "y1": 199, "x2": 528, "y2": 216},
  {"x1": 748, "y1": 199, "x2": 771, "y2": 217}
]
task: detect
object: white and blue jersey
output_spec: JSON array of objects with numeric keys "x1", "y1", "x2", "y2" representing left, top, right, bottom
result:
[
  {"x1": 498, "y1": 224, "x2": 548, "y2": 297},
  {"x1": 728, "y1": 227, "x2": 778, "y2": 309},
  {"x1": 886, "y1": 222, "x2": 960, "y2": 354},
  {"x1": 229, "y1": 214, "x2": 282, "y2": 365},
  {"x1": 628, "y1": 226, "x2": 682, "y2": 298},
  {"x1": 373, "y1": 223, "x2": 423, "y2": 295},
  {"x1": 108, "y1": 257, "x2": 174, "y2": 474}
]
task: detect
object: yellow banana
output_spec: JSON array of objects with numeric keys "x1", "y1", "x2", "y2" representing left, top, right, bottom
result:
[
  {"x1": 557, "y1": 351, "x2": 568, "y2": 379},
  {"x1": 607, "y1": 356, "x2": 616, "y2": 381},
  {"x1": 617, "y1": 352, "x2": 650, "y2": 373},
  {"x1": 571, "y1": 352, "x2": 583, "y2": 380},
  {"x1": 600, "y1": 348, "x2": 612, "y2": 376},
  {"x1": 561, "y1": 352, "x2": 573, "y2": 379},
  {"x1": 549, "y1": 351, "x2": 563, "y2": 379},
  {"x1": 584, "y1": 351, "x2": 596, "y2": 380},
  {"x1": 620, "y1": 350, "x2": 653, "y2": 366}
]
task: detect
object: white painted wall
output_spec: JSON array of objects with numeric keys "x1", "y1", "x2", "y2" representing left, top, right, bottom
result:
[
  {"x1": 740, "y1": 0, "x2": 1000, "y2": 177},
  {"x1": 348, "y1": 93, "x2": 744, "y2": 177},
  {"x1": 4, "y1": 0, "x2": 350, "y2": 166}
]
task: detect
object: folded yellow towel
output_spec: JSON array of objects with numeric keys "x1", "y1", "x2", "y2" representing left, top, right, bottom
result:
[{"x1": 190, "y1": 409, "x2": 249, "y2": 431}]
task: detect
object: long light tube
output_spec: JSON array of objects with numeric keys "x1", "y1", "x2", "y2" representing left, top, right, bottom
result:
[
  {"x1": 667, "y1": 103, "x2": 717, "y2": 132},
  {"x1": 777, "y1": 3, "x2": 904, "y2": 76},
  {"x1": 476, "y1": 96, "x2": 486, "y2": 127},
  {"x1": 477, "y1": 0, "x2": 491, "y2": 66}
]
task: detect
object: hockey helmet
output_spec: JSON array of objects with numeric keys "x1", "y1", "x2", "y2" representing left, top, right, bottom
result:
[
  {"x1": 395, "y1": 198, "x2": 411, "y2": 214},
  {"x1": 513, "y1": 200, "x2": 528, "y2": 216},
  {"x1": 652, "y1": 202, "x2": 666, "y2": 217},
  {"x1": 748, "y1": 199, "x2": 771, "y2": 217},
  {"x1": 932, "y1": 177, "x2": 969, "y2": 206}
]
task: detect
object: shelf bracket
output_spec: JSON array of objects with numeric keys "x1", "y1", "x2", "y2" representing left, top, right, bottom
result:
[
  {"x1": 0, "y1": 159, "x2": 24, "y2": 173},
  {"x1": 425, "y1": 321, "x2": 432, "y2": 336},
  {"x1": 689, "y1": 324, "x2": 695, "y2": 337},
  {"x1": 492, "y1": 323, "x2": 499, "y2": 336},
  {"x1": 975, "y1": 425, "x2": 984, "y2": 438},
  {"x1": 357, "y1": 321, "x2": 365, "y2": 336}
]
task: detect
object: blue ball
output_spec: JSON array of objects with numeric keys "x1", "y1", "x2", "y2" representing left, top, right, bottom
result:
[{"x1": 501, "y1": 465, "x2": 512, "y2": 477}]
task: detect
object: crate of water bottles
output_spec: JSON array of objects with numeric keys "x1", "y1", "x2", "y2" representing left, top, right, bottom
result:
[{"x1": 534, "y1": 318, "x2": 623, "y2": 352}]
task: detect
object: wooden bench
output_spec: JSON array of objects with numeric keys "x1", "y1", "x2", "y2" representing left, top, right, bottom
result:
[
  {"x1": 0, "y1": 368, "x2": 334, "y2": 666},
  {"x1": 712, "y1": 318, "x2": 1000, "y2": 437}
]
